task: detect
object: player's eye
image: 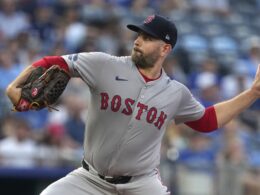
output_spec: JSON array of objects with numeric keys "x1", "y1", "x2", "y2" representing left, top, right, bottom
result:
[
  {"x1": 143, "y1": 35, "x2": 153, "y2": 41},
  {"x1": 137, "y1": 32, "x2": 154, "y2": 41}
]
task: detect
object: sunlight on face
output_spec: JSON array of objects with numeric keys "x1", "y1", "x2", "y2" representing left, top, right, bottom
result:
[
  {"x1": 131, "y1": 32, "x2": 163, "y2": 69},
  {"x1": 131, "y1": 47, "x2": 160, "y2": 69}
]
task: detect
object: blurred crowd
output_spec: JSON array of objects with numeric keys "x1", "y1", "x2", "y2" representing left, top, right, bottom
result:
[{"x1": 0, "y1": 0, "x2": 260, "y2": 195}]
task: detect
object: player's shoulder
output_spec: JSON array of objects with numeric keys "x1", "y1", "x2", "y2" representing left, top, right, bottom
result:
[
  {"x1": 101, "y1": 53, "x2": 132, "y2": 66},
  {"x1": 79, "y1": 52, "x2": 112, "y2": 60},
  {"x1": 167, "y1": 78, "x2": 188, "y2": 90},
  {"x1": 166, "y1": 78, "x2": 191, "y2": 95},
  {"x1": 80, "y1": 52, "x2": 131, "y2": 64}
]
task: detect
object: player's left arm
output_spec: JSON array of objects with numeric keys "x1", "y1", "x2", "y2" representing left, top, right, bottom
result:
[
  {"x1": 6, "y1": 56, "x2": 70, "y2": 111},
  {"x1": 214, "y1": 64, "x2": 260, "y2": 128},
  {"x1": 6, "y1": 65, "x2": 36, "y2": 105}
]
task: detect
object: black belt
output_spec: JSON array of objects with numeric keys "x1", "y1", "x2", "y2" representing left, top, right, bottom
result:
[{"x1": 82, "y1": 160, "x2": 132, "y2": 184}]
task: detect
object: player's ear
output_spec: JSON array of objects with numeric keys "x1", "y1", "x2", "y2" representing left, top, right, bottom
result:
[{"x1": 161, "y1": 43, "x2": 172, "y2": 57}]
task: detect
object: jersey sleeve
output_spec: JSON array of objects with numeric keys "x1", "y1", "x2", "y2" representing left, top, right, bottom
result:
[
  {"x1": 62, "y1": 52, "x2": 111, "y2": 89},
  {"x1": 174, "y1": 85, "x2": 205, "y2": 124}
]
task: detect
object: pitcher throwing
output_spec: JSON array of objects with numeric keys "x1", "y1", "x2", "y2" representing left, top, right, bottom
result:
[{"x1": 6, "y1": 14, "x2": 260, "y2": 195}]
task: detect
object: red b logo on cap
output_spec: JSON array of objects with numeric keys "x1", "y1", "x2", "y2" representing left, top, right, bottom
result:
[{"x1": 144, "y1": 15, "x2": 155, "y2": 24}]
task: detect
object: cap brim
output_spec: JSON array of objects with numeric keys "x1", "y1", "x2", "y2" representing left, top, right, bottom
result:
[{"x1": 127, "y1": 24, "x2": 160, "y2": 39}]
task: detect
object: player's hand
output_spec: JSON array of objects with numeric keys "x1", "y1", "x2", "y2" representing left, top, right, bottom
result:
[
  {"x1": 14, "y1": 65, "x2": 70, "y2": 111},
  {"x1": 250, "y1": 64, "x2": 260, "y2": 98},
  {"x1": 6, "y1": 84, "x2": 22, "y2": 105}
]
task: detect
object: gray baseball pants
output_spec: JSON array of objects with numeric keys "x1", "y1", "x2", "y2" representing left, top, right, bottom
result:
[{"x1": 40, "y1": 165, "x2": 170, "y2": 195}]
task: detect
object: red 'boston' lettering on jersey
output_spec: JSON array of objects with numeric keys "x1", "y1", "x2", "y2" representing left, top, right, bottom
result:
[
  {"x1": 154, "y1": 111, "x2": 167, "y2": 129},
  {"x1": 122, "y1": 98, "x2": 135, "y2": 115},
  {"x1": 100, "y1": 92, "x2": 109, "y2": 109},
  {"x1": 135, "y1": 102, "x2": 148, "y2": 120},
  {"x1": 99, "y1": 93, "x2": 167, "y2": 130},
  {"x1": 111, "y1": 95, "x2": 121, "y2": 112},
  {"x1": 146, "y1": 107, "x2": 157, "y2": 123}
]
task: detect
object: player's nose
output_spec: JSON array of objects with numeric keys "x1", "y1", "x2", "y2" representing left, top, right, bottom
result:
[{"x1": 134, "y1": 35, "x2": 142, "y2": 46}]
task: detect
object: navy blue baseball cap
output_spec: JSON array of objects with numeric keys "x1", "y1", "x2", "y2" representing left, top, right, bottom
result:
[{"x1": 127, "y1": 14, "x2": 178, "y2": 48}]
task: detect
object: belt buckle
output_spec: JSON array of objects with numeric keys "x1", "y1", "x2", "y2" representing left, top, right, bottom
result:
[
  {"x1": 82, "y1": 160, "x2": 129, "y2": 184},
  {"x1": 103, "y1": 176, "x2": 114, "y2": 180},
  {"x1": 99, "y1": 175, "x2": 131, "y2": 184},
  {"x1": 104, "y1": 176, "x2": 117, "y2": 184},
  {"x1": 98, "y1": 174, "x2": 113, "y2": 181}
]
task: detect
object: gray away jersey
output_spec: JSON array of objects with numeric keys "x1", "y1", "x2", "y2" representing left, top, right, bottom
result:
[{"x1": 62, "y1": 52, "x2": 205, "y2": 177}]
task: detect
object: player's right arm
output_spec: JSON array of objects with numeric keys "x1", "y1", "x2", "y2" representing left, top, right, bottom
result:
[
  {"x1": 176, "y1": 65, "x2": 260, "y2": 133},
  {"x1": 214, "y1": 64, "x2": 260, "y2": 127}
]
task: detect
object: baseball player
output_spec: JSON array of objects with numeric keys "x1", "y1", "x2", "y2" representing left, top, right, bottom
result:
[{"x1": 6, "y1": 14, "x2": 260, "y2": 195}]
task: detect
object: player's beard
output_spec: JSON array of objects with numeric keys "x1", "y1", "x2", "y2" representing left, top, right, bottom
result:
[{"x1": 131, "y1": 48, "x2": 160, "y2": 69}]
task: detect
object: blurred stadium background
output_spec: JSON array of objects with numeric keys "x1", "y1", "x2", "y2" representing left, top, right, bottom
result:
[{"x1": 0, "y1": 0, "x2": 260, "y2": 194}]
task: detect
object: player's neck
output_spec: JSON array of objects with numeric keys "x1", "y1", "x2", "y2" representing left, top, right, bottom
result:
[
  {"x1": 138, "y1": 68, "x2": 162, "y2": 82},
  {"x1": 137, "y1": 65, "x2": 162, "y2": 81}
]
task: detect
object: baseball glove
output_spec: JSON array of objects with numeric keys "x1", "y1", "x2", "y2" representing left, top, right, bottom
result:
[{"x1": 14, "y1": 65, "x2": 70, "y2": 111}]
